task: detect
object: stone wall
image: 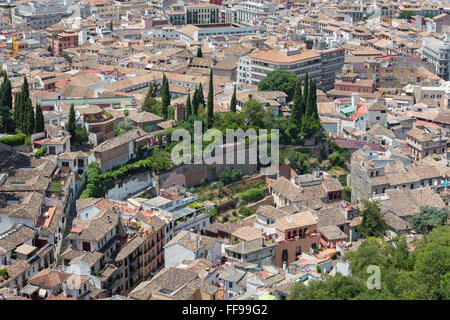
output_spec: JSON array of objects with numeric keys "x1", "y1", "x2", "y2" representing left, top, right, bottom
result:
[{"x1": 105, "y1": 171, "x2": 155, "y2": 200}]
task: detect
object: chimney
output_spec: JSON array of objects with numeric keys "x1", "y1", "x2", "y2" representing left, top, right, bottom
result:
[{"x1": 248, "y1": 93, "x2": 253, "y2": 101}]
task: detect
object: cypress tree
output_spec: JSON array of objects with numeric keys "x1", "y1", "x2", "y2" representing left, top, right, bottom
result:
[
  {"x1": 230, "y1": 85, "x2": 237, "y2": 113},
  {"x1": 310, "y1": 78, "x2": 318, "y2": 120},
  {"x1": 290, "y1": 78, "x2": 303, "y2": 128},
  {"x1": 185, "y1": 93, "x2": 192, "y2": 119},
  {"x1": 14, "y1": 91, "x2": 22, "y2": 131},
  {"x1": 303, "y1": 73, "x2": 309, "y2": 107},
  {"x1": 24, "y1": 100, "x2": 34, "y2": 135},
  {"x1": 301, "y1": 76, "x2": 319, "y2": 138},
  {"x1": 67, "y1": 103, "x2": 76, "y2": 137},
  {"x1": 207, "y1": 69, "x2": 214, "y2": 128},
  {"x1": 161, "y1": 74, "x2": 170, "y2": 119},
  {"x1": 198, "y1": 82, "x2": 205, "y2": 107},
  {"x1": 0, "y1": 73, "x2": 12, "y2": 109},
  {"x1": 13, "y1": 77, "x2": 30, "y2": 133},
  {"x1": 196, "y1": 47, "x2": 203, "y2": 58},
  {"x1": 192, "y1": 86, "x2": 199, "y2": 116},
  {"x1": 34, "y1": 103, "x2": 44, "y2": 133}
]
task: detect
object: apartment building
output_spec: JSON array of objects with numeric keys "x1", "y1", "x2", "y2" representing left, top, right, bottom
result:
[
  {"x1": 318, "y1": 47, "x2": 346, "y2": 91},
  {"x1": 12, "y1": 0, "x2": 74, "y2": 30},
  {"x1": 269, "y1": 174, "x2": 344, "y2": 208},
  {"x1": 79, "y1": 106, "x2": 115, "y2": 146},
  {"x1": 165, "y1": 3, "x2": 220, "y2": 25},
  {"x1": 237, "y1": 1, "x2": 276, "y2": 23},
  {"x1": 350, "y1": 148, "x2": 443, "y2": 202},
  {"x1": 334, "y1": 73, "x2": 376, "y2": 94},
  {"x1": 186, "y1": 3, "x2": 221, "y2": 24},
  {"x1": 422, "y1": 36, "x2": 450, "y2": 81},
  {"x1": 237, "y1": 47, "x2": 322, "y2": 87},
  {"x1": 52, "y1": 30, "x2": 79, "y2": 56},
  {"x1": 92, "y1": 128, "x2": 150, "y2": 172},
  {"x1": 178, "y1": 23, "x2": 259, "y2": 44},
  {"x1": 406, "y1": 125, "x2": 447, "y2": 161}
]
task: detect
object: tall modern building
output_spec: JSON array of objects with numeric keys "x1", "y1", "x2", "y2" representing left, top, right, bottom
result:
[{"x1": 236, "y1": 46, "x2": 322, "y2": 87}]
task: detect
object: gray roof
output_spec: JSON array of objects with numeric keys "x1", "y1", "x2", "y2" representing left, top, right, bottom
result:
[
  {"x1": 318, "y1": 225, "x2": 348, "y2": 241},
  {"x1": 226, "y1": 238, "x2": 275, "y2": 255},
  {"x1": 0, "y1": 225, "x2": 37, "y2": 253},
  {"x1": 314, "y1": 207, "x2": 348, "y2": 227},
  {"x1": 219, "y1": 266, "x2": 246, "y2": 283}
]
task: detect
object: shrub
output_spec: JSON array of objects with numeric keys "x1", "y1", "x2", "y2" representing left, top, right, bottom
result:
[
  {"x1": 238, "y1": 206, "x2": 255, "y2": 217},
  {"x1": 240, "y1": 188, "x2": 265, "y2": 202},
  {"x1": 35, "y1": 146, "x2": 47, "y2": 158},
  {"x1": 0, "y1": 133, "x2": 28, "y2": 146},
  {"x1": 0, "y1": 267, "x2": 9, "y2": 279}
]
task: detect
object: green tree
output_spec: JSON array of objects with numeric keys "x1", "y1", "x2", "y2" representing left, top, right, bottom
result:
[
  {"x1": 399, "y1": 11, "x2": 414, "y2": 19},
  {"x1": 15, "y1": 76, "x2": 31, "y2": 133},
  {"x1": 67, "y1": 103, "x2": 76, "y2": 137},
  {"x1": 242, "y1": 99, "x2": 265, "y2": 127},
  {"x1": 230, "y1": 84, "x2": 237, "y2": 113},
  {"x1": 72, "y1": 126, "x2": 89, "y2": 146},
  {"x1": 207, "y1": 69, "x2": 214, "y2": 128},
  {"x1": 358, "y1": 199, "x2": 389, "y2": 239},
  {"x1": 160, "y1": 74, "x2": 170, "y2": 119},
  {"x1": 142, "y1": 95, "x2": 159, "y2": 113},
  {"x1": 196, "y1": 47, "x2": 203, "y2": 58},
  {"x1": 411, "y1": 206, "x2": 449, "y2": 234},
  {"x1": 24, "y1": 99, "x2": 34, "y2": 134},
  {"x1": 258, "y1": 69, "x2": 298, "y2": 102},
  {"x1": 34, "y1": 103, "x2": 44, "y2": 133},
  {"x1": 148, "y1": 82, "x2": 157, "y2": 98},
  {"x1": 192, "y1": 86, "x2": 200, "y2": 116},
  {"x1": 288, "y1": 274, "x2": 366, "y2": 300},
  {"x1": 287, "y1": 78, "x2": 304, "y2": 142},
  {"x1": 344, "y1": 187, "x2": 351, "y2": 201},
  {"x1": 14, "y1": 91, "x2": 22, "y2": 130},
  {"x1": 309, "y1": 77, "x2": 318, "y2": 120},
  {"x1": 0, "y1": 73, "x2": 13, "y2": 109},
  {"x1": 117, "y1": 118, "x2": 133, "y2": 134},
  {"x1": 185, "y1": 93, "x2": 192, "y2": 119},
  {"x1": 197, "y1": 82, "x2": 205, "y2": 108},
  {"x1": 303, "y1": 73, "x2": 309, "y2": 106},
  {"x1": 290, "y1": 77, "x2": 304, "y2": 127},
  {"x1": 0, "y1": 105, "x2": 13, "y2": 133}
]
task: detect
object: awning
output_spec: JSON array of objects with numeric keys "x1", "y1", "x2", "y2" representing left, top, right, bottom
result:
[
  {"x1": 20, "y1": 284, "x2": 39, "y2": 296},
  {"x1": 38, "y1": 288, "x2": 47, "y2": 298}
]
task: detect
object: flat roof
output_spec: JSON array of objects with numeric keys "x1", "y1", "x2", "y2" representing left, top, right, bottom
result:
[{"x1": 15, "y1": 244, "x2": 37, "y2": 256}]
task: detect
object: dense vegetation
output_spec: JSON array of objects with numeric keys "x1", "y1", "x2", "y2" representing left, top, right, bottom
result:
[
  {"x1": 357, "y1": 199, "x2": 389, "y2": 239},
  {"x1": 239, "y1": 187, "x2": 265, "y2": 202},
  {"x1": 34, "y1": 146, "x2": 47, "y2": 158},
  {"x1": 0, "y1": 133, "x2": 29, "y2": 146},
  {"x1": 258, "y1": 69, "x2": 299, "y2": 102},
  {"x1": 288, "y1": 225, "x2": 450, "y2": 300},
  {"x1": 80, "y1": 149, "x2": 173, "y2": 199},
  {"x1": 411, "y1": 206, "x2": 449, "y2": 234},
  {"x1": 218, "y1": 167, "x2": 243, "y2": 185}
]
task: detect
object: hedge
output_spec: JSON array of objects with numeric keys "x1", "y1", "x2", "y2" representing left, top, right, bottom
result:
[{"x1": 0, "y1": 133, "x2": 28, "y2": 146}]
